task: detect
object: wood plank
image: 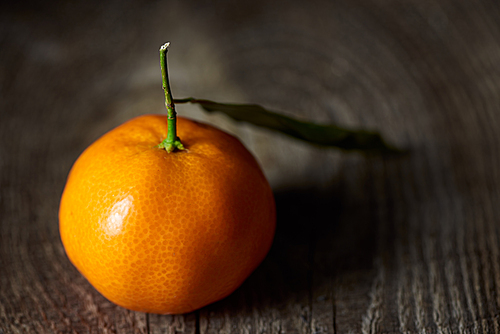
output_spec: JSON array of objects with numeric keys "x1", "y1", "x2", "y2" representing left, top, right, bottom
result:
[
  {"x1": 148, "y1": 313, "x2": 197, "y2": 334},
  {"x1": 3, "y1": 0, "x2": 500, "y2": 332}
]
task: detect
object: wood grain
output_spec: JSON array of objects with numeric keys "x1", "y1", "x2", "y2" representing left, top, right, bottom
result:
[{"x1": 2, "y1": 0, "x2": 500, "y2": 332}]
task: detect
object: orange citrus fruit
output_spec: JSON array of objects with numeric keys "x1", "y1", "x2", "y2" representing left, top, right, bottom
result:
[{"x1": 59, "y1": 114, "x2": 276, "y2": 314}]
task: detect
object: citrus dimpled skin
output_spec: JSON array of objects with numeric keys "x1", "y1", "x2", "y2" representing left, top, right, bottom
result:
[{"x1": 59, "y1": 115, "x2": 276, "y2": 314}]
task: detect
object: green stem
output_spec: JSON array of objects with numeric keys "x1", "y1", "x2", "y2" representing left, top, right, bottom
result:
[{"x1": 158, "y1": 42, "x2": 185, "y2": 153}]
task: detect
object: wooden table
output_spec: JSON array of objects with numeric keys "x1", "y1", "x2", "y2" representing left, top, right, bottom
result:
[{"x1": 2, "y1": 0, "x2": 500, "y2": 332}]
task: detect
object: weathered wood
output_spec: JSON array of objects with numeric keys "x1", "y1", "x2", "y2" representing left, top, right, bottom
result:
[{"x1": 2, "y1": 0, "x2": 500, "y2": 332}]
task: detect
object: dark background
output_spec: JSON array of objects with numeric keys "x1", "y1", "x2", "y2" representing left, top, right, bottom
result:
[{"x1": 2, "y1": 0, "x2": 500, "y2": 333}]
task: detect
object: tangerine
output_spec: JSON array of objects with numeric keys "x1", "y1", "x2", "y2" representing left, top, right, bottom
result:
[{"x1": 59, "y1": 114, "x2": 276, "y2": 314}]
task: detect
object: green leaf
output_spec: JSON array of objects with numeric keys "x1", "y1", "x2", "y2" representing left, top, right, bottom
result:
[{"x1": 174, "y1": 98, "x2": 405, "y2": 154}]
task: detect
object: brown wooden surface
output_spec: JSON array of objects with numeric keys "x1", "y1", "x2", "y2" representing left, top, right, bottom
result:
[{"x1": 2, "y1": 0, "x2": 500, "y2": 333}]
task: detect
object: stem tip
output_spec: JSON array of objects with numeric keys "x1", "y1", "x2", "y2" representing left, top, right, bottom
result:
[{"x1": 160, "y1": 42, "x2": 170, "y2": 51}]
